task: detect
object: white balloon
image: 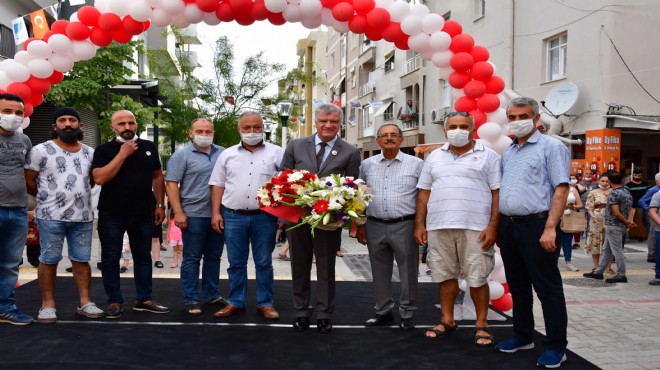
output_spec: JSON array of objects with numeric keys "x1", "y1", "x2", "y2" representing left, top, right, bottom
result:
[
  {"x1": 183, "y1": 4, "x2": 205, "y2": 23},
  {"x1": 264, "y1": 0, "x2": 288, "y2": 13},
  {"x1": 387, "y1": 1, "x2": 410, "y2": 22},
  {"x1": 421, "y1": 13, "x2": 444, "y2": 34},
  {"x1": 5, "y1": 63, "x2": 30, "y2": 83},
  {"x1": 144, "y1": 0, "x2": 162, "y2": 7},
  {"x1": 498, "y1": 93, "x2": 507, "y2": 107},
  {"x1": 476, "y1": 138, "x2": 494, "y2": 149},
  {"x1": 282, "y1": 4, "x2": 303, "y2": 23},
  {"x1": 301, "y1": 14, "x2": 323, "y2": 29},
  {"x1": 49, "y1": 54, "x2": 75, "y2": 73},
  {"x1": 488, "y1": 61, "x2": 497, "y2": 74},
  {"x1": 151, "y1": 8, "x2": 172, "y2": 27},
  {"x1": 320, "y1": 8, "x2": 334, "y2": 26},
  {"x1": 21, "y1": 117, "x2": 30, "y2": 130},
  {"x1": 299, "y1": 0, "x2": 322, "y2": 17},
  {"x1": 375, "y1": 0, "x2": 394, "y2": 8},
  {"x1": 451, "y1": 88, "x2": 465, "y2": 99},
  {"x1": 129, "y1": 2, "x2": 153, "y2": 22},
  {"x1": 494, "y1": 253, "x2": 503, "y2": 270},
  {"x1": 109, "y1": 0, "x2": 131, "y2": 17},
  {"x1": 27, "y1": 40, "x2": 52, "y2": 59},
  {"x1": 0, "y1": 59, "x2": 15, "y2": 71},
  {"x1": 333, "y1": 20, "x2": 350, "y2": 33},
  {"x1": 70, "y1": 13, "x2": 79, "y2": 22},
  {"x1": 407, "y1": 32, "x2": 429, "y2": 52},
  {"x1": 94, "y1": 0, "x2": 111, "y2": 14},
  {"x1": 28, "y1": 59, "x2": 55, "y2": 79},
  {"x1": 400, "y1": 15, "x2": 422, "y2": 36},
  {"x1": 488, "y1": 281, "x2": 505, "y2": 300},
  {"x1": 419, "y1": 48, "x2": 433, "y2": 60},
  {"x1": 203, "y1": 11, "x2": 222, "y2": 26},
  {"x1": 288, "y1": 0, "x2": 300, "y2": 4},
  {"x1": 429, "y1": 31, "x2": 451, "y2": 52},
  {"x1": 431, "y1": 50, "x2": 452, "y2": 68},
  {"x1": 170, "y1": 14, "x2": 191, "y2": 29},
  {"x1": 48, "y1": 34, "x2": 73, "y2": 54},
  {"x1": 409, "y1": 3, "x2": 430, "y2": 18},
  {"x1": 458, "y1": 278, "x2": 468, "y2": 292},
  {"x1": 438, "y1": 66, "x2": 452, "y2": 79},
  {"x1": 72, "y1": 40, "x2": 97, "y2": 61},
  {"x1": 161, "y1": 0, "x2": 186, "y2": 16},
  {"x1": 13, "y1": 51, "x2": 34, "y2": 66},
  {"x1": 492, "y1": 135, "x2": 513, "y2": 155},
  {"x1": 0, "y1": 71, "x2": 12, "y2": 90},
  {"x1": 486, "y1": 107, "x2": 507, "y2": 125},
  {"x1": 501, "y1": 123, "x2": 511, "y2": 136},
  {"x1": 477, "y1": 122, "x2": 503, "y2": 142}
]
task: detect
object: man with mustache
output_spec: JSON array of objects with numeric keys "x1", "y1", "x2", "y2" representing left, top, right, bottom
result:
[
  {"x1": 91, "y1": 110, "x2": 169, "y2": 318},
  {"x1": 25, "y1": 108, "x2": 104, "y2": 323}
]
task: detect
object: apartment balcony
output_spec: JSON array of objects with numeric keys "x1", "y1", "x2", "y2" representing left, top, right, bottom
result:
[
  {"x1": 178, "y1": 50, "x2": 202, "y2": 69},
  {"x1": 399, "y1": 54, "x2": 423, "y2": 90},
  {"x1": 178, "y1": 25, "x2": 202, "y2": 45},
  {"x1": 359, "y1": 81, "x2": 375, "y2": 97}
]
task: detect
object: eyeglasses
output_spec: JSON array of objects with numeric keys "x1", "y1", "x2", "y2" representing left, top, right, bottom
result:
[
  {"x1": 446, "y1": 112, "x2": 472, "y2": 118},
  {"x1": 377, "y1": 133, "x2": 402, "y2": 139}
]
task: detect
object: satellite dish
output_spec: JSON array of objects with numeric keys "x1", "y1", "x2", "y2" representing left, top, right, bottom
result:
[{"x1": 544, "y1": 82, "x2": 579, "y2": 116}]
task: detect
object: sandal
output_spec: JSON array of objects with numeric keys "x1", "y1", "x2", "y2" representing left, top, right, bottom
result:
[
  {"x1": 170, "y1": 263, "x2": 178, "y2": 268},
  {"x1": 37, "y1": 307, "x2": 57, "y2": 324},
  {"x1": 185, "y1": 303, "x2": 202, "y2": 315},
  {"x1": 474, "y1": 326, "x2": 494, "y2": 347},
  {"x1": 424, "y1": 321, "x2": 458, "y2": 340},
  {"x1": 277, "y1": 254, "x2": 290, "y2": 261},
  {"x1": 76, "y1": 302, "x2": 105, "y2": 318}
]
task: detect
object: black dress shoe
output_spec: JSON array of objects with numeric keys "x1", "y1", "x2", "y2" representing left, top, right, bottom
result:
[
  {"x1": 364, "y1": 313, "x2": 394, "y2": 327},
  {"x1": 317, "y1": 319, "x2": 333, "y2": 334},
  {"x1": 293, "y1": 317, "x2": 310, "y2": 332},
  {"x1": 399, "y1": 317, "x2": 415, "y2": 331}
]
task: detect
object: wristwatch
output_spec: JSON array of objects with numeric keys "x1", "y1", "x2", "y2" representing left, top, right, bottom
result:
[{"x1": 156, "y1": 204, "x2": 166, "y2": 209}]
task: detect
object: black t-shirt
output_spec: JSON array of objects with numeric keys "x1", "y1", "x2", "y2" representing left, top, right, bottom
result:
[
  {"x1": 91, "y1": 139, "x2": 161, "y2": 215},
  {"x1": 624, "y1": 181, "x2": 651, "y2": 207}
]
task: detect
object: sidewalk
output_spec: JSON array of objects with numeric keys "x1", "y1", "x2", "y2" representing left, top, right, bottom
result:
[{"x1": 18, "y1": 233, "x2": 660, "y2": 370}]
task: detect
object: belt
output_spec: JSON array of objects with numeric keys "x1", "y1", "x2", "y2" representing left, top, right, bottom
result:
[
  {"x1": 224, "y1": 207, "x2": 262, "y2": 216},
  {"x1": 369, "y1": 214, "x2": 415, "y2": 224},
  {"x1": 593, "y1": 204, "x2": 607, "y2": 209},
  {"x1": 503, "y1": 211, "x2": 548, "y2": 224}
]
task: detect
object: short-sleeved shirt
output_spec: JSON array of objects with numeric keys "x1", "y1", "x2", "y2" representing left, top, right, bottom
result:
[
  {"x1": 166, "y1": 142, "x2": 223, "y2": 218},
  {"x1": 91, "y1": 139, "x2": 161, "y2": 215},
  {"x1": 500, "y1": 130, "x2": 571, "y2": 216},
  {"x1": 649, "y1": 192, "x2": 660, "y2": 227},
  {"x1": 359, "y1": 151, "x2": 423, "y2": 219},
  {"x1": 417, "y1": 141, "x2": 501, "y2": 232},
  {"x1": 0, "y1": 131, "x2": 32, "y2": 208},
  {"x1": 605, "y1": 186, "x2": 633, "y2": 227},
  {"x1": 209, "y1": 142, "x2": 284, "y2": 210},
  {"x1": 25, "y1": 140, "x2": 94, "y2": 222},
  {"x1": 578, "y1": 180, "x2": 599, "y2": 204},
  {"x1": 624, "y1": 181, "x2": 651, "y2": 207}
]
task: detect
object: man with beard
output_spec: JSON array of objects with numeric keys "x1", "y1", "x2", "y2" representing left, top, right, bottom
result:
[
  {"x1": 91, "y1": 110, "x2": 169, "y2": 318},
  {"x1": 25, "y1": 108, "x2": 104, "y2": 323}
]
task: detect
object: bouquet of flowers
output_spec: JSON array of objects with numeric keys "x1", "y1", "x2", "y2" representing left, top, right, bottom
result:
[
  {"x1": 399, "y1": 112, "x2": 418, "y2": 123},
  {"x1": 256, "y1": 169, "x2": 318, "y2": 223}
]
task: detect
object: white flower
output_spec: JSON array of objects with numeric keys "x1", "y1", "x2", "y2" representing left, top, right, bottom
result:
[
  {"x1": 288, "y1": 172, "x2": 304, "y2": 182},
  {"x1": 323, "y1": 213, "x2": 331, "y2": 225}
]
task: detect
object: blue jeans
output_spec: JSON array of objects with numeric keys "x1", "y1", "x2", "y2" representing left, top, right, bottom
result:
[
  {"x1": 222, "y1": 208, "x2": 278, "y2": 308},
  {"x1": 655, "y1": 231, "x2": 660, "y2": 279},
  {"x1": 36, "y1": 220, "x2": 93, "y2": 264},
  {"x1": 499, "y1": 216, "x2": 568, "y2": 351},
  {"x1": 0, "y1": 207, "x2": 27, "y2": 312},
  {"x1": 180, "y1": 217, "x2": 224, "y2": 305},
  {"x1": 560, "y1": 230, "x2": 573, "y2": 263},
  {"x1": 98, "y1": 211, "x2": 153, "y2": 304}
]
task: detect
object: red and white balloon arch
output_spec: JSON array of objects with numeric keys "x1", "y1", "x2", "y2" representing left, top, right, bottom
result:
[{"x1": 1, "y1": 0, "x2": 512, "y2": 148}]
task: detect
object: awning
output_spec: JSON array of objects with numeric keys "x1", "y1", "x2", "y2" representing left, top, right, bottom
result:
[
  {"x1": 414, "y1": 143, "x2": 445, "y2": 154},
  {"x1": 604, "y1": 115, "x2": 660, "y2": 130},
  {"x1": 373, "y1": 101, "x2": 393, "y2": 117}
]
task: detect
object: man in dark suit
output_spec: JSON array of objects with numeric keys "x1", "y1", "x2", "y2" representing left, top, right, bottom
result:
[{"x1": 280, "y1": 103, "x2": 361, "y2": 333}]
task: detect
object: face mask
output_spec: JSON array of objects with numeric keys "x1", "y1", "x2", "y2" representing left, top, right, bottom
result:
[
  {"x1": 508, "y1": 119, "x2": 534, "y2": 138},
  {"x1": 241, "y1": 132, "x2": 263, "y2": 146},
  {"x1": 446, "y1": 129, "x2": 470, "y2": 147},
  {"x1": 599, "y1": 184, "x2": 610, "y2": 190},
  {"x1": 115, "y1": 130, "x2": 137, "y2": 143},
  {"x1": 56, "y1": 128, "x2": 81, "y2": 143},
  {"x1": 193, "y1": 135, "x2": 213, "y2": 148},
  {"x1": 570, "y1": 179, "x2": 578, "y2": 185},
  {"x1": 0, "y1": 114, "x2": 24, "y2": 132}
]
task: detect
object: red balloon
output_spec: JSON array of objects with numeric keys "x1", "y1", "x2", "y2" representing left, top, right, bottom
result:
[
  {"x1": 469, "y1": 109, "x2": 487, "y2": 125},
  {"x1": 66, "y1": 22, "x2": 91, "y2": 41},
  {"x1": 26, "y1": 77, "x2": 51, "y2": 95},
  {"x1": 23, "y1": 38, "x2": 36, "y2": 51},
  {"x1": 216, "y1": 2, "x2": 235, "y2": 22},
  {"x1": 27, "y1": 94, "x2": 44, "y2": 107},
  {"x1": 24, "y1": 103, "x2": 34, "y2": 117},
  {"x1": 332, "y1": 3, "x2": 355, "y2": 22},
  {"x1": 98, "y1": 13, "x2": 122, "y2": 33},
  {"x1": 112, "y1": 29, "x2": 133, "y2": 44},
  {"x1": 321, "y1": 0, "x2": 340, "y2": 8},
  {"x1": 250, "y1": 0, "x2": 269, "y2": 21},
  {"x1": 476, "y1": 94, "x2": 500, "y2": 113},
  {"x1": 229, "y1": 0, "x2": 252, "y2": 13},
  {"x1": 471, "y1": 61, "x2": 494, "y2": 81},
  {"x1": 366, "y1": 8, "x2": 390, "y2": 30},
  {"x1": 348, "y1": 15, "x2": 368, "y2": 34},
  {"x1": 42, "y1": 31, "x2": 55, "y2": 42},
  {"x1": 196, "y1": 0, "x2": 218, "y2": 13},
  {"x1": 442, "y1": 19, "x2": 462, "y2": 38},
  {"x1": 77, "y1": 6, "x2": 101, "y2": 28},
  {"x1": 393, "y1": 34, "x2": 409, "y2": 50},
  {"x1": 235, "y1": 13, "x2": 255, "y2": 26},
  {"x1": 0, "y1": 89, "x2": 6, "y2": 94},
  {"x1": 7, "y1": 83, "x2": 32, "y2": 101},
  {"x1": 471, "y1": 45, "x2": 489, "y2": 62},
  {"x1": 51, "y1": 20, "x2": 70, "y2": 35},
  {"x1": 364, "y1": 27, "x2": 383, "y2": 42},
  {"x1": 267, "y1": 12, "x2": 286, "y2": 25},
  {"x1": 143, "y1": 20, "x2": 151, "y2": 32},
  {"x1": 501, "y1": 283, "x2": 509, "y2": 294},
  {"x1": 454, "y1": 96, "x2": 477, "y2": 112},
  {"x1": 122, "y1": 16, "x2": 145, "y2": 35},
  {"x1": 485, "y1": 75, "x2": 505, "y2": 94},
  {"x1": 450, "y1": 33, "x2": 474, "y2": 53},
  {"x1": 448, "y1": 71, "x2": 471, "y2": 89},
  {"x1": 90, "y1": 27, "x2": 113, "y2": 46},
  {"x1": 48, "y1": 71, "x2": 64, "y2": 84},
  {"x1": 450, "y1": 52, "x2": 474, "y2": 73},
  {"x1": 382, "y1": 23, "x2": 403, "y2": 43},
  {"x1": 464, "y1": 80, "x2": 486, "y2": 99},
  {"x1": 353, "y1": 0, "x2": 375, "y2": 15},
  {"x1": 491, "y1": 293, "x2": 513, "y2": 312}
]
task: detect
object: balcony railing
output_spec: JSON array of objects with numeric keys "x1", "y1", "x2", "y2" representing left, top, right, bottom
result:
[
  {"x1": 359, "y1": 81, "x2": 376, "y2": 97},
  {"x1": 401, "y1": 54, "x2": 422, "y2": 76},
  {"x1": 400, "y1": 117, "x2": 420, "y2": 130}
]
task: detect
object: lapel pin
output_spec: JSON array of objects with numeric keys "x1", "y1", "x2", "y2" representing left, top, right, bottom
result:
[
  {"x1": 146, "y1": 151, "x2": 151, "y2": 156},
  {"x1": 331, "y1": 150, "x2": 338, "y2": 156}
]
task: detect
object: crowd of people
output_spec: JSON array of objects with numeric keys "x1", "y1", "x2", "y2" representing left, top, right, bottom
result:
[{"x1": 2, "y1": 92, "x2": 659, "y2": 369}]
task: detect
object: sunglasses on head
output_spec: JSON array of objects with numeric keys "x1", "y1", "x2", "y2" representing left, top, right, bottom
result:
[{"x1": 446, "y1": 112, "x2": 472, "y2": 118}]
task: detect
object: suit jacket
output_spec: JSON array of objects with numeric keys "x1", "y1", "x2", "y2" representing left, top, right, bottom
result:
[{"x1": 280, "y1": 135, "x2": 361, "y2": 178}]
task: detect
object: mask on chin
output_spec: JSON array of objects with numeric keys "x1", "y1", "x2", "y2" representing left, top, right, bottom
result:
[
  {"x1": 115, "y1": 130, "x2": 137, "y2": 143},
  {"x1": 599, "y1": 184, "x2": 610, "y2": 190},
  {"x1": 508, "y1": 119, "x2": 535, "y2": 138}
]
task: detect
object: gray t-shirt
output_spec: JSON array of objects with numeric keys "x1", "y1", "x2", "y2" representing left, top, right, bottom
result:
[
  {"x1": 650, "y1": 192, "x2": 660, "y2": 227},
  {"x1": 605, "y1": 186, "x2": 633, "y2": 227},
  {"x1": 166, "y1": 142, "x2": 223, "y2": 217},
  {"x1": 578, "y1": 180, "x2": 599, "y2": 204},
  {"x1": 0, "y1": 131, "x2": 32, "y2": 208}
]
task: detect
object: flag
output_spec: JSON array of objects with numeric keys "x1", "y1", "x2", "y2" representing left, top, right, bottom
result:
[
  {"x1": 11, "y1": 17, "x2": 29, "y2": 45},
  {"x1": 30, "y1": 10, "x2": 50, "y2": 39}
]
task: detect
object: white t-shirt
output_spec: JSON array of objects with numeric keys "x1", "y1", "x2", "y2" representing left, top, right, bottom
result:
[{"x1": 25, "y1": 140, "x2": 95, "y2": 222}]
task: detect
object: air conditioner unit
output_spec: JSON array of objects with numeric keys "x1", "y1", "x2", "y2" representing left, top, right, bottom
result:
[{"x1": 431, "y1": 107, "x2": 449, "y2": 124}]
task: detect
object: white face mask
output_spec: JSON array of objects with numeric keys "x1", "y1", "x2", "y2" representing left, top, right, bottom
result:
[
  {"x1": 570, "y1": 179, "x2": 578, "y2": 185},
  {"x1": 193, "y1": 135, "x2": 213, "y2": 148},
  {"x1": 599, "y1": 184, "x2": 610, "y2": 190},
  {"x1": 114, "y1": 129, "x2": 137, "y2": 143},
  {"x1": 446, "y1": 129, "x2": 471, "y2": 147},
  {"x1": 241, "y1": 132, "x2": 263, "y2": 146},
  {"x1": 508, "y1": 119, "x2": 535, "y2": 138},
  {"x1": 0, "y1": 114, "x2": 24, "y2": 132}
]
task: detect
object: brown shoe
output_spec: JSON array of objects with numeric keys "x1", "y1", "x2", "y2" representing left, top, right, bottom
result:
[
  {"x1": 213, "y1": 304, "x2": 246, "y2": 318},
  {"x1": 256, "y1": 306, "x2": 280, "y2": 320}
]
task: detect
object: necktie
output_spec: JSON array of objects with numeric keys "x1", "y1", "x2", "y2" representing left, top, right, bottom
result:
[{"x1": 316, "y1": 142, "x2": 327, "y2": 170}]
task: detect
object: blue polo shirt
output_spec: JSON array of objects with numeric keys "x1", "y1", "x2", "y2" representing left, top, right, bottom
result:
[
  {"x1": 166, "y1": 142, "x2": 223, "y2": 217},
  {"x1": 500, "y1": 130, "x2": 570, "y2": 216}
]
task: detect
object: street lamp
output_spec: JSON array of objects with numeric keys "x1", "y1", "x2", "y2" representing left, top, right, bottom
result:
[
  {"x1": 263, "y1": 121, "x2": 275, "y2": 142},
  {"x1": 277, "y1": 100, "x2": 293, "y2": 148}
]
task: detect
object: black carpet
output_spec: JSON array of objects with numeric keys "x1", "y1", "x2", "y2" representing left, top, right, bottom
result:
[{"x1": 3, "y1": 278, "x2": 599, "y2": 370}]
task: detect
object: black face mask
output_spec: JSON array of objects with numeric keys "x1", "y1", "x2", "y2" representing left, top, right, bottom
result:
[{"x1": 56, "y1": 128, "x2": 81, "y2": 143}]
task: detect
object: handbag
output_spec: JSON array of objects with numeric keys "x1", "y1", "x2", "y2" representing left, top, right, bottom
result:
[
  {"x1": 26, "y1": 220, "x2": 40, "y2": 246},
  {"x1": 560, "y1": 211, "x2": 587, "y2": 233}
]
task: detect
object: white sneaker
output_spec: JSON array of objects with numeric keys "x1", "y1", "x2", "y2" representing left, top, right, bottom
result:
[{"x1": 565, "y1": 263, "x2": 579, "y2": 272}]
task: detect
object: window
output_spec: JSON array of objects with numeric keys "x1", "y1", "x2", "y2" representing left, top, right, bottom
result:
[
  {"x1": 546, "y1": 34, "x2": 567, "y2": 81},
  {"x1": 384, "y1": 103, "x2": 394, "y2": 121},
  {"x1": 474, "y1": 0, "x2": 485, "y2": 19},
  {"x1": 0, "y1": 25, "x2": 16, "y2": 59},
  {"x1": 340, "y1": 35, "x2": 346, "y2": 69},
  {"x1": 384, "y1": 54, "x2": 395, "y2": 73},
  {"x1": 440, "y1": 79, "x2": 452, "y2": 108},
  {"x1": 362, "y1": 106, "x2": 371, "y2": 129}
]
